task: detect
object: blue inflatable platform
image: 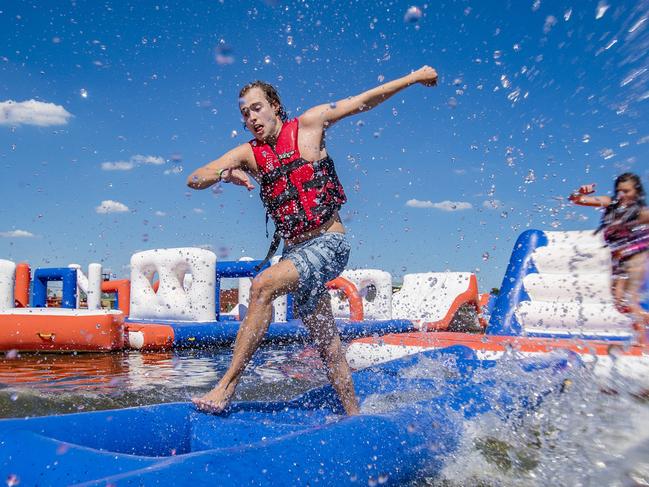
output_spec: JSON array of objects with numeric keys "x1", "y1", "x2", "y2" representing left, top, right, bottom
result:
[
  {"x1": 126, "y1": 318, "x2": 417, "y2": 347},
  {"x1": 0, "y1": 346, "x2": 571, "y2": 486}
]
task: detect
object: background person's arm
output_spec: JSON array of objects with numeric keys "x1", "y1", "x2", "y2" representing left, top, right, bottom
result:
[
  {"x1": 299, "y1": 66, "x2": 438, "y2": 129},
  {"x1": 186, "y1": 144, "x2": 255, "y2": 190},
  {"x1": 568, "y1": 184, "x2": 612, "y2": 207}
]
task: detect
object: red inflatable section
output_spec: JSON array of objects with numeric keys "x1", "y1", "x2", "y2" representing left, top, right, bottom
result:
[
  {"x1": 326, "y1": 276, "x2": 364, "y2": 322},
  {"x1": 0, "y1": 309, "x2": 125, "y2": 352}
]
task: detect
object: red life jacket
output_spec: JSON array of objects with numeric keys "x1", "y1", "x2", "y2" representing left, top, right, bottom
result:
[{"x1": 249, "y1": 118, "x2": 347, "y2": 240}]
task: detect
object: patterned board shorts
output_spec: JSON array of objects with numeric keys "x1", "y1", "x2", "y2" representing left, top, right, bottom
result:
[{"x1": 281, "y1": 232, "x2": 351, "y2": 318}]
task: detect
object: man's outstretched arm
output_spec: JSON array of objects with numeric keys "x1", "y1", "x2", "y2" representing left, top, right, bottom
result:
[
  {"x1": 299, "y1": 66, "x2": 438, "y2": 129},
  {"x1": 186, "y1": 144, "x2": 255, "y2": 190}
]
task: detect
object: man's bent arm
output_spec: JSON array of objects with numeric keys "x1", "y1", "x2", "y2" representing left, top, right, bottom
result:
[
  {"x1": 300, "y1": 66, "x2": 438, "y2": 129},
  {"x1": 186, "y1": 144, "x2": 253, "y2": 190}
]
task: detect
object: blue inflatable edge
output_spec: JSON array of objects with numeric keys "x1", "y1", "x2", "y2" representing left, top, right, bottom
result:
[
  {"x1": 125, "y1": 318, "x2": 417, "y2": 346},
  {"x1": 487, "y1": 229, "x2": 548, "y2": 336}
]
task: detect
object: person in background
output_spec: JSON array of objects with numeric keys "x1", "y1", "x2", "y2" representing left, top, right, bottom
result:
[{"x1": 569, "y1": 173, "x2": 649, "y2": 331}]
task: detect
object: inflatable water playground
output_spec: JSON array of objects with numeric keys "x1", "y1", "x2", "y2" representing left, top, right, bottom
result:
[
  {"x1": 0, "y1": 229, "x2": 645, "y2": 355},
  {"x1": 0, "y1": 228, "x2": 648, "y2": 484}
]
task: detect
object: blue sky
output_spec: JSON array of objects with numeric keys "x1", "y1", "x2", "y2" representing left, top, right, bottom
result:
[{"x1": 1, "y1": 0, "x2": 648, "y2": 290}]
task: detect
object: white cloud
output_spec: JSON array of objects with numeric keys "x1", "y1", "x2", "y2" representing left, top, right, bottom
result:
[
  {"x1": 101, "y1": 161, "x2": 135, "y2": 171},
  {"x1": 482, "y1": 199, "x2": 502, "y2": 210},
  {"x1": 154, "y1": 210, "x2": 167, "y2": 217},
  {"x1": 406, "y1": 199, "x2": 473, "y2": 211},
  {"x1": 0, "y1": 229, "x2": 35, "y2": 238},
  {"x1": 132, "y1": 154, "x2": 165, "y2": 165},
  {"x1": 192, "y1": 208, "x2": 205, "y2": 214},
  {"x1": 95, "y1": 200, "x2": 129, "y2": 214},
  {"x1": 100, "y1": 154, "x2": 165, "y2": 171},
  {"x1": 0, "y1": 99, "x2": 72, "y2": 127}
]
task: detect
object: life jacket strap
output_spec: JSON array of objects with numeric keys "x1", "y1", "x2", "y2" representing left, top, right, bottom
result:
[{"x1": 255, "y1": 231, "x2": 282, "y2": 272}]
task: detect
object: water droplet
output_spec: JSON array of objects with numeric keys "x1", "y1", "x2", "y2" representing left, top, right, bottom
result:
[
  {"x1": 447, "y1": 97, "x2": 458, "y2": 108},
  {"x1": 391, "y1": 107, "x2": 398, "y2": 116},
  {"x1": 286, "y1": 36, "x2": 293, "y2": 46},
  {"x1": 482, "y1": 252, "x2": 490, "y2": 261},
  {"x1": 6, "y1": 474, "x2": 19, "y2": 487},
  {"x1": 403, "y1": 6, "x2": 423, "y2": 23},
  {"x1": 596, "y1": 1, "x2": 610, "y2": 19},
  {"x1": 524, "y1": 169, "x2": 536, "y2": 184},
  {"x1": 215, "y1": 41, "x2": 234, "y2": 65},
  {"x1": 79, "y1": 88, "x2": 88, "y2": 98},
  {"x1": 500, "y1": 211, "x2": 508, "y2": 219},
  {"x1": 263, "y1": 55, "x2": 272, "y2": 64},
  {"x1": 230, "y1": 130, "x2": 238, "y2": 138},
  {"x1": 582, "y1": 134, "x2": 591, "y2": 144},
  {"x1": 600, "y1": 148, "x2": 615, "y2": 160},
  {"x1": 9, "y1": 393, "x2": 18, "y2": 402}
]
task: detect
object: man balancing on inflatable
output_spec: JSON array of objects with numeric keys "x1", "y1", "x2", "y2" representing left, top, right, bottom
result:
[{"x1": 187, "y1": 66, "x2": 438, "y2": 415}]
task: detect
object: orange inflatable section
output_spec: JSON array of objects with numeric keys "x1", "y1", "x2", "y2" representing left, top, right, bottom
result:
[
  {"x1": 101, "y1": 279, "x2": 131, "y2": 316},
  {"x1": 125, "y1": 323, "x2": 174, "y2": 351},
  {"x1": 421, "y1": 274, "x2": 482, "y2": 331},
  {"x1": 0, "y1": 310, "x2": 125, "y2": 352},
  {"x1": 353, "y1": 331, "x2": 649, "y2": 357},
  {"x1": 326, "y1": 276, "x2": 364, "y2": 322}
]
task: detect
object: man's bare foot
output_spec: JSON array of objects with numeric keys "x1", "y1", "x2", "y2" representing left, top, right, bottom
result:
[{"x1": 192, "y1": 382, "x2": 237, "y2": 414}]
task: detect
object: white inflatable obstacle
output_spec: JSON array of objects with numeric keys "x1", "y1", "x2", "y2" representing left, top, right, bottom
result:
[
  {"x1": 129, "y1": 248, "x2": 217, "y2": 322},
  {"x1": 520, "y1": 231, "x2": 633, "y2": 335},
  {"x1": 489, "y1": 230, "x2": 637, "y2": 337},
  {"x1": 0, "y1": 259, "x2": 16, "y2": 310},
  {"x1": 68, "y1": 263, "x2": 102, "y2": 310},
  {"x1": 330, "y1": 269, "x2": 393, "y2": 320},
  {"x1": 392, "y1": 272, "x2": 480, "y2": 330}
]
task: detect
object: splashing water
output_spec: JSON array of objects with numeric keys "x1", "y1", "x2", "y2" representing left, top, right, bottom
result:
[{"x1": 414, "y1": 347, "x2": 649, "y2": 486}]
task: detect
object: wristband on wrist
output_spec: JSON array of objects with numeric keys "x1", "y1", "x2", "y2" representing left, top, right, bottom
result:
[{"x1": 216, "y1": 168, "x2": 227, "y2": 180}]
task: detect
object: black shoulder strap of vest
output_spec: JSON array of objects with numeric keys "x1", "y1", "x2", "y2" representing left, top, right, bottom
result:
[{"x1": 254, "y1": 230, "x2": 282, "y2": 272}]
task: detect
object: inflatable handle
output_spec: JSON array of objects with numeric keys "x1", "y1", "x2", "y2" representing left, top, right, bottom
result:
[
  {"x1": 37, "y1": 332, "x2": 55, "y2": 341},
  {"x1": 326, "y1": 277, "x2": 364, "y2": 322}
]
